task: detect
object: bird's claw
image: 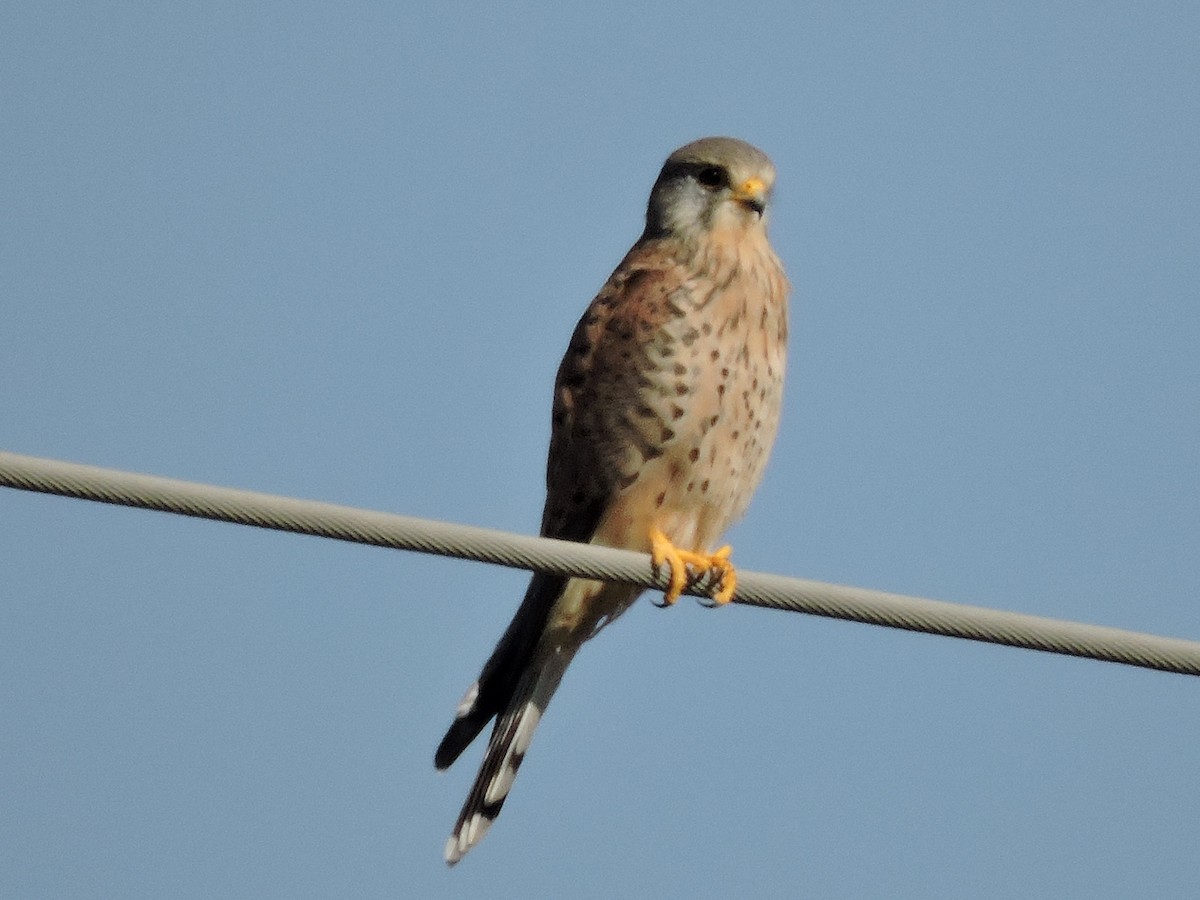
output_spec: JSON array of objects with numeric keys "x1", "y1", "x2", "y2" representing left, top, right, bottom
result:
[
  {"x1": 650, "y1": 528, "x2": 737, "y2": 606},
  {"x1": 696, "y1": 545, "x2": 736, "y2": 607}
]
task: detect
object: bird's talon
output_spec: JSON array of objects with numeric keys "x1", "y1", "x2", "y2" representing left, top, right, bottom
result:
[
  {"x1": 650, "y1": 527, "x2": 688, "y2": 605},
  {"x1": 710, "y1": 561, "x2": 737, "y2": 605},
  {"x1": 650, "y1": 529, "x2": 737, "y2": 606}
]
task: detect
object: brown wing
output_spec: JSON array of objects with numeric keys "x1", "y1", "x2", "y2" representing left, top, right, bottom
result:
[
  {"x1": 541, "y1": 241, "x2": 690, "y2": 543},
  {"x1": 435, "y1": 240, "x2": 686, "y2": 770}
]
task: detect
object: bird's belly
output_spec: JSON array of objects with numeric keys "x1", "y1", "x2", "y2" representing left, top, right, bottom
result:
[{"x1": 594, "y1": 375, "x2": 782, "y2": 554}]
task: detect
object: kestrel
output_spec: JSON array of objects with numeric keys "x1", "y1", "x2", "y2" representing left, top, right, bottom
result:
[{"x1": 436, "y1": 137, "x2": 789, "y2": 864}]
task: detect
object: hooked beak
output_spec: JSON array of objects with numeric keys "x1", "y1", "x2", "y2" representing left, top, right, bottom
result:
[{"x1": 731, "y1": 177, "x2": 767, "y2": 215}]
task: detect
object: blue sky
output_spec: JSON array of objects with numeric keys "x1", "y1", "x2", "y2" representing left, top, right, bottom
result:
[{"x1": 2, "y1": 3, "x2": 1198, "y2": 897}]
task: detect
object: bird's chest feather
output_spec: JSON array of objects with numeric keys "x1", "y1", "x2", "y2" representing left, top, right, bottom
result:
[{"x1": 595, "y1": 256, "x2": 787, "y2": 553}]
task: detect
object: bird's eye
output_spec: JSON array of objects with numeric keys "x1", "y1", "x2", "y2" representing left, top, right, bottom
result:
[{"x1": 695, "y1": 166, "x2": 725, "y2": 188}]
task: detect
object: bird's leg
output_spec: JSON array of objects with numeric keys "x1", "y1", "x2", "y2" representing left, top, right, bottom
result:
[{"x1": 649, "y1": 528, "x2": 738, "y2": 606}]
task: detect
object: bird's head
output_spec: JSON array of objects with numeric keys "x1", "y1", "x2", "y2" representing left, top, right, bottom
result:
[{"x1": 643, "y1": 137, "x2": 777, "y2": 242}]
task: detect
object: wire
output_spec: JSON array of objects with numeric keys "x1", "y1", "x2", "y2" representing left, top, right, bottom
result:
[{"x1": 3, "y1": 449, "x2": 1198, "y2": 676}]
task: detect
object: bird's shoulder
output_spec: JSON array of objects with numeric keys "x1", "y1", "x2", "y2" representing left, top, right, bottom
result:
[{"x1": 563, "y1": 240, "x2": 693, "y2": 364}]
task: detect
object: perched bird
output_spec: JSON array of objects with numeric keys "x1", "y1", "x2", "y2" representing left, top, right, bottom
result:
[{"x1": 436, "y1": 136, "x2": 790, "y2": 864}]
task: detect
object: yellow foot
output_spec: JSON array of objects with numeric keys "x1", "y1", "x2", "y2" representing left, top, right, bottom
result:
[{"x1": 649, "y1": 528, "x2": 738, "y2": 606}]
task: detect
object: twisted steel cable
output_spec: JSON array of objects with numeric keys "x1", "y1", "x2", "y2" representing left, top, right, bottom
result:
[{"x1": 3, "y1": 450, "x2": 1198, "y2": 676}]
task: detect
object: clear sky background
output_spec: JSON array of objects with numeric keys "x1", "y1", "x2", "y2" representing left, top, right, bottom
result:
[{"x1": 2, "y1": 3, "x2": 1198, "y2": 898}]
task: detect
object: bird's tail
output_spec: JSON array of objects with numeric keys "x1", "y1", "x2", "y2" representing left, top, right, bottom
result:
[{"x1": 442, "y1": 645, "x2": 576, "y2": 865}]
